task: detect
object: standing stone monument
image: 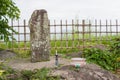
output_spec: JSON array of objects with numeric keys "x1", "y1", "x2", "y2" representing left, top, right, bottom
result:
[{"x1": 29, "y1": 9, "x2": 50, "y2": 62}]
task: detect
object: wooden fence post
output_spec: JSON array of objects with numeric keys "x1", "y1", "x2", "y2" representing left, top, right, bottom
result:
[
  {"x1": 24, "y1": 20, "x2": 26, "y2": 50},
  {"x1": 82, "y1": 20, "x2": 85, "y2": 49}
]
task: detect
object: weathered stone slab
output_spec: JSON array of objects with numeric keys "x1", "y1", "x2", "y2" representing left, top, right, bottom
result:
[
  {"x1": 50, "y1": 64, "x2": 120, "y2": 80},
  {"x1": 29, "y1": 9, "x2": 50, "y2": 62}
]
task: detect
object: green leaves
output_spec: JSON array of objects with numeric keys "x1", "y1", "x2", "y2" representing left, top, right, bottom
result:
[
  {"x1": 109, "y1": 38, "x2": 120, "y2": 56},
  {"x1": 83, "y1": 47, "x2": 120, "y2": 71},
  {"x1": 0, "y1": 0, "x2": 20, "y2": 42},
  {"x1": 0, "y1": 0, "x2": 20, "y2": 19}
]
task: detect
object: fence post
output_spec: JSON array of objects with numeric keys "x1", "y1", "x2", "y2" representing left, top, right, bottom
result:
[
  {"x1": 24, "y1": 20, "x2": 26, "y2": 50},
  {"x1": 29, "y1": 9, "x2": 50, "y2": 62},
  {"x1": 18, "y1": 20, "x2": 20, "y2": 50},
  {"x1": 82, "y1": 20, "x2": 85, "y2": 49},
  {"x1": 11, "y1": 20, "x2": 13, "y2": 50}
]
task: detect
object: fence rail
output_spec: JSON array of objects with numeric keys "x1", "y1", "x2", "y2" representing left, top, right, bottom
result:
[{"x1": 0, "y1": 19, "x2": 120, "y2": 52}]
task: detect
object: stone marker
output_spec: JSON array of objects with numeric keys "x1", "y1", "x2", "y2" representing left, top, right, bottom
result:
[{"x1": 29, "y1": 9, "x2": 50, "y2": 62}]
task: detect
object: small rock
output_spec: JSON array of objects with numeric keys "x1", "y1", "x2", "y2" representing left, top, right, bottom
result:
[{"x1": 0, "y1": 50, "x2": 16, "y2": 60}]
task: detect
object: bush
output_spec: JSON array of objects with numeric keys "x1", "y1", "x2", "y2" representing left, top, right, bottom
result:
[
  {"x1": 22, "y1": 68, "x2": 60, "y2": 80},
  {"x1": 0, "y1": 67, "x2": 60, "y2": 80},
  {"x1": 109, "y1": 38, "x2": 120, "y2": 54},
  {"x1": 21, "y1": 70, "x2": 33, "y2": 80},
  {"x1": 32, "y1": 68, "x2": 49, "y2": 80},
  {"x1": 83, "y1": 37, "x2": 120, "y2": 71},
  {"x1": 83, "y1": 48, "x2": 120, "y2": 71}
]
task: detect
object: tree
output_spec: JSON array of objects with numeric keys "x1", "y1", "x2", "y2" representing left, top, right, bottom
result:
[{"x1": 0, "y1": 0, "x2": 20, "y2": 42}]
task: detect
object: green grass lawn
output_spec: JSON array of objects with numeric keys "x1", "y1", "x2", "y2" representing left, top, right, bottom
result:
[{"x1": 0, "y1": 34, "x2": 120, "y2": 57}]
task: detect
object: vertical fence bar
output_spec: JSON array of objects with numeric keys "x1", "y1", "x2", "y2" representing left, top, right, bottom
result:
[
  {"x1": 106, "y1": 20, "x2": 108, "y2": 40},
  {"x1": 100, "y1": 20, "x2": 102, "y2": 42},
  {"x1": 11, "y1": 20, "x2": 13, "y2": 50},
  {"x1": 110, "y1": 20, "x2": 112, "y2": 40},
  {"x1": 60, "y1": 20, "x2": 62, "y2": 49},
  {"x1": 72, "y1": 20, "x2": 74, "y2": 49},
  {"x1": 66, "y1": 20, "x2": 68, "y2": 49},
  {"x1": 95, "y1": 20, "x2": 97, "y2": 41},
  {"x1": 24, "y1": 20, "x2": 26, "y2": 50},
  {"x1": 82, "y1": 20, "x2": 85, "y2": 49},
  {"x1": 116, "y1": 20, "x2": 118, "y2": 36},
  {"x1": 89, "y1": 20, "x2": 91, "y2": 46},
  {"x1": 54, "y1": 20, "x2": 57, "y2": 49},
  {"x1": 77, "y1": 20, "x2": 80, "y2": 48},
  {"x1": 18, "y1": 20, "x2": 20, "y2": 50}
]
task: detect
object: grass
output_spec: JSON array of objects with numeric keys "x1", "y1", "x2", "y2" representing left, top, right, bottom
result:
[
  {"x1": 0, "y1": 63, "x2": 60, "y2": 80},
  {"x1": 82, "y1": 37, "x2": 120, "y2": 72},
  {"x1": 0, "y1": 34, "x2": 120, "y2": 57}
]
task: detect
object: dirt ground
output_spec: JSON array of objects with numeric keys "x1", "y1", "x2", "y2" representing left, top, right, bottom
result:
[
  {"x1": 6, "y1": 56, "x2": 71, "y2": 71},
  {"x1": 2, "y1": 56, "x2": 120, "y2": 80},
  {"x1": 1, "y1": 50, "x2": 119, "y2": 80}
]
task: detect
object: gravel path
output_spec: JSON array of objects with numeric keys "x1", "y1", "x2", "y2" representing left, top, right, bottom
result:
[{"x1": 7, "y1": 56, "x2": 71, "y2": 71}]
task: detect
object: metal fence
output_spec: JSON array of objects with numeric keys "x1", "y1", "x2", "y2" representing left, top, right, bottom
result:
[{"x1": 0, "y1": 19, "x2": 120, "y2": 51}]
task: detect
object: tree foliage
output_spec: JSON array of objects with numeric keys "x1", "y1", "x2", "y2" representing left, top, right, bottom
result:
[{"x1": 0, "y1": 0, "x2": 20, "y2": 42}]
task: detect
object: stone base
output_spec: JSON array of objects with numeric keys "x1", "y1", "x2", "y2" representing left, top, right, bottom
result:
[
  {"x1": 31, "y1": 52, "x2": 50, "y2": 63},
  {"x1": 31, "y1": 59, "x2": 50, "y2": 63},
  {"x1": 31, "y1": 58, "x2": 50, "y2": 63}
]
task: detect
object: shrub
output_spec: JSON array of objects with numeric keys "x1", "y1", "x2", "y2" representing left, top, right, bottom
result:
[
  {"x1": 21, "y1": 70, "x2": 33, "y2": 80},
  {"x1": 32, "y1": 68, "x2": 49, "y2": 80},
  {"x1": 83, "y1": 48, "x2": 120, "y2": 71},
  {"x1": 109, "y1": 38, "x2": 120, "y2": 54}
]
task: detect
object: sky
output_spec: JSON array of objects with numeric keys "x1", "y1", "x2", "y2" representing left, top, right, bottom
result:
[{"x1": 14, "y1": 0, "x2": 120, "y2": 21}]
